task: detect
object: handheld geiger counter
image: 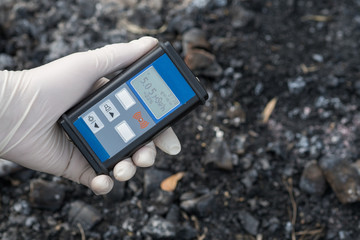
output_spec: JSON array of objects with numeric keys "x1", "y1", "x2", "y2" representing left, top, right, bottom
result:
[{"x1": 59, "y1": 42, "x2": 208, "y2": 174}]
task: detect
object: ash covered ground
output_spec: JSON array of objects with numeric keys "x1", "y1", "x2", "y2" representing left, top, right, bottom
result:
[{"x1": 1, "y1": 0, "x2": 360, "y2": 239}]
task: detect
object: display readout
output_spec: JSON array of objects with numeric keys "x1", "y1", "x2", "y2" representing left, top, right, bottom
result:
[{"x1": 130, "y1": 66, "x2": 180, "y2": 119}]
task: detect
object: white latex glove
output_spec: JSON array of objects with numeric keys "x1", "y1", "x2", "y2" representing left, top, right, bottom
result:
[{"x1": 0, "y1": 37, "x2": 181, "y2": 195}]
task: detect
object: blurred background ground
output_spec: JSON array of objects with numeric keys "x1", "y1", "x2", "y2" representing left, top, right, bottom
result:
[{"x1": 1, "y1": 0, "x2": 360, "y2": 239}]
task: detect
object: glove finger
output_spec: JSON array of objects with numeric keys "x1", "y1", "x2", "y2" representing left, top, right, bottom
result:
[
  {"x1": 153, "y1": 127, "x2": 181, "y2": 155},
  {"x1": 132, "y1": 141, "x2": 156, "y2": 167},
  {"x1": 113, "y1": 158, "x2": 137, "y2": 181},
  {"x1": 32, "y1": 37, "x2": 158, "y2": 115},
  {"x1": 90, "y1": 175, "x2": 114, "y2": 195}
]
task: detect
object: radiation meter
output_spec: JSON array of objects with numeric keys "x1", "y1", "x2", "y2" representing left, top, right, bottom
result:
[{"x1": 59, "y1": 42, "x2": 208, "y2": 174}]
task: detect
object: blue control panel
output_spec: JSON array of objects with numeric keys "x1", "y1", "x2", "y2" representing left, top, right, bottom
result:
[{"x1": 73, "y1": 54, "x2": 195, "y2": 162}]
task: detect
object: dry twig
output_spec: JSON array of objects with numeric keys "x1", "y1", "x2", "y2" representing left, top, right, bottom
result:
[
  {"x1": 262, "y1": 97, "x2": 278, "y2": 124},
  {"x1": 300, "y1": 64, "x2": 319, "y2": 74},
  {"x1": 296, "y1": 227, "x2": 324, "y2": 240},
  {"x1": 77, "y1": 223, "x2": 86, "y2": 240},
  {"x1": 301, "y1": 15, "x2": 332, "y2": 22},
  {"x1": 197, "y1": 227, "x2": 208, "y2": 240},
  {"x1": 283, "y1": 177, "x2": 297, "y2": 240}
]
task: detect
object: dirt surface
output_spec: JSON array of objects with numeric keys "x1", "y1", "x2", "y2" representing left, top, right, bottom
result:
[{"x1": 1, "y1": 0, "x2": 360, "y2": 239}]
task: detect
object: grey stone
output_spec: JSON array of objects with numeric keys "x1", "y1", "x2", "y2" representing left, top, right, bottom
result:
[
  {"x1": 142, "y1": 215, "x2": 176, "y2": 239},
  {"x1": 203, "y1": 137, "x2": 233, "y2": 170},
  {"x1": 238, "y1": 210, "x2": 259, "y2": 235},
  {"x1": 231, "y1": 135, "x2": 247, "y2": 155},
  {"x1": 312, "y1": 53, "x2": 324, "y2": 62},
  {"x1": 0, "y1": 54, "x2": 15, "y2": 69},
  {"x1": 288, "y1": 76, "x2": 306, "y2": 94},
  {"x1": 299, "y1": 160, "x2": 327, "y2": 196},
  {"x1": 180, "y1": 193, "x2": 215, "y2": 217},
  {"x1": 231, "y1": 5, "x2": 255, "y2": 28},
  {"x1": 78, "y1": 0, "x2": 96, "y2": 18}
]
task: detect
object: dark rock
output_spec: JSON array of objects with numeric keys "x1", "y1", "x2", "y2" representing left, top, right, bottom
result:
[
  {"x1": 231, "y1": 135, "x2": 247, "y2": 155},
  {"x1": 12, "y1": 200, "x2": 31, "y2": 215},
  {"x1": 355, "y1": 80, "x2": 360, "y2": 96},
  {"x1": 183, "y1": 28, "x2": 223, "y2": 78},
  {"x1": 128, "y1": 7, "x2": 163, "y2": 30},
  {"x1": 238, "y1": 154, "x2": 253, "y2": 170},
  {"x1": 299, "y1": 160, "x2": 327, "y2": 196},
  {"x1": 203, "y1": 136, "x2": 234, "y2": 170},
  {"x1": 29, "y1": 179, "x2": 65, "y2": 211},
  {"x1": 326, "y1": 75, "x2": 341, "y2": 88},
  {"x1": 142, "y1": 215, "x2": 176, "y2": 239},
  {"x1": 231, "y1": 5, "x2": 255, "y2": 28},
  {"x1": 176, "y1": 225, "x2": 198, "y2": 240},
  {"x1": 185, "y1": 48, "x2": 215, "y2": 70},
  {"x1": 213, "y1": 0, "x2": 228, "y2": 8},
  {"x1": 180, "y1": 193, "x2": 215, "y2": 217},
  {"x1": 77, "y1": 0, "x2": 96, "y2": 18},
  {"x1": 241, "y1": 169, "x2": 258, "y2": 190},
  {"x1": 180, "y1": 191, "x2": 197, "y2": 201},
  {"x1": 144, "y1": 168, "x2": 172, "y2": 197},
  {"x1": 146, "y1": 203, "x2": 169, "y2": 215},
  {"x1": 68, "y1": 201, "x2": 102, "y2": 230},
  {"x1": 319, "y1": 155, "x2": 360, "y2": 203},
  {"x1": 267, "y1": 217, "x2": 280, "y2": 233},
  {"x1": 168, "y1": 15, "x2": 195, "y2": 34},
  {"x1": 105, "y1": 178, "x2": 125, "y2": 202},
  {"x1": 0, "y1": 159, "x2": 23, "y2": 177},
  {"x1": 182, "y1": 28, "x2": 210, "y2": 55},
  {"x1": 166, "y1": 204, "x2": 180, "y2": 223},
  {"x1": 238, "y1": 210, "x2": 259, "y2": 235},
  {"x1": 152, "y1": 189, "x2": 175, "y2": 205}
]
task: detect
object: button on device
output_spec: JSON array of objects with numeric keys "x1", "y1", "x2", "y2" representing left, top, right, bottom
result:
[
  {"x1": 99, "y1": 99, "x2": 120, "y2": 122},
  {"x1": 115, "y1": 121, "x2": 136, "y2": 143},
  {"x1": 116, "y1": 88, "x2": 136, "y2": 110},
  {"x1": 83, "y1": 111, "x2": 104, "y2": 133},
  {"x1": 133, "y1": 111, "x2": 149, "y2": 129}
]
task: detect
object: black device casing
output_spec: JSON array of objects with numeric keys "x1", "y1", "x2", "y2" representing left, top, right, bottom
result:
[{"x1": 59, "y1": 42, "x2": 208, "y2": 174}]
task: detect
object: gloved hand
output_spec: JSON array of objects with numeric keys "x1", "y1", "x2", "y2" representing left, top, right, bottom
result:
[{"x1": 0, "y1": 37, "x2": 181, "y2": 195}]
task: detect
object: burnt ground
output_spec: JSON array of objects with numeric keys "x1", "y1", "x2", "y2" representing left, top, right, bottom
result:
[{"x1": 1, "y1": 0, "x2": 360, "y2": 239}]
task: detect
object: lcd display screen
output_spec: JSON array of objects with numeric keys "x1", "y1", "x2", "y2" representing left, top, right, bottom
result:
[{"x1": 130, "y1": 66, "x2": 180, "y2": 119}]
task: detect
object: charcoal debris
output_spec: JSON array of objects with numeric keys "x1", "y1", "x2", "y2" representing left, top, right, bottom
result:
[
  {"x1": 180, "y1": 193, "x2": 216, "y2": 217},
  {"x1": 68, "y1": 201, "x2": 102, "y2": 230},
  {"x1": 203, "y1": 136, "x2": 234, "y2": 170},
  {"x1": 29, "y1": 179, "x2": 65, "y2": 211}
]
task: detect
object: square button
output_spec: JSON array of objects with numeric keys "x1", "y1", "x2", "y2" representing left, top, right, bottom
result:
[
  {"x1": 116, "y1": 88, "x2": 136, "y2": 110},
  {"x1": 83, "y1": 111, "x2": 104, "y2": 134},
  {"x1": 99, "y1": 99, "x2": 120, "y2": 122},
  {"x1": 115, "y1": 121, "x2": 135, "y2": 143}
]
